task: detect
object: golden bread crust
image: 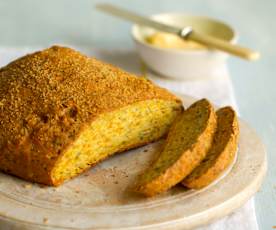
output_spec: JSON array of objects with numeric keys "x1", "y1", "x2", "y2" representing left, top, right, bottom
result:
[
  {"x1": 0, "y1": 46, "x2": 181, "y2": 185},
  {"x1": 134, "y1": 99, "x2": 217, "y2": 197},
  {"x1": 182, "y1": 106, "x2": 239, "y2": 189}
]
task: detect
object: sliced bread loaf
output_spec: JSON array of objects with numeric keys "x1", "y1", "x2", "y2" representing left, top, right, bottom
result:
[
  {"x1": 134, "y1": 99, "x2": 217, "y2": 197},
  {"x1": 0, "y1": 46, "x2": 183, "y2": 186},
  {"x1": 182, "y1": 106, "x2": 239, "y2": 189}
]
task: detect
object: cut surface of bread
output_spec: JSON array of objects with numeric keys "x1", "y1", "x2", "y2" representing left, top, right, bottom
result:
[
  {"x1": 182, "y1": 106, "x2": 239, "y2": 189},
  {"x1": 52, "y1": 99, "x2": 181, "y2": 185},
  {"x1": 134, "y1": 99, "x2": 217, "y2": 197},
  {"x1": 0, "y1": 46, "x2": 182, "y2": 185}
]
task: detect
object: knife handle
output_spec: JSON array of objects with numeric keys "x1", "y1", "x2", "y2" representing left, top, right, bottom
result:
[{"x1": 186, "y1": 31, "x2": 260, "y2": 61}]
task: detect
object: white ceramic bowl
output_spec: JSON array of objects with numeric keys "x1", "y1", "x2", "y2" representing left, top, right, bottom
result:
[{"x1": 131, "y1": 13, "x2": 237, "y2": 80}]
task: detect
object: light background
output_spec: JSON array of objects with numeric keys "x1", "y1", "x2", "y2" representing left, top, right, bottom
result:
[{"x1": 0, "y1": 0, "x2": 275, "y2": 228}]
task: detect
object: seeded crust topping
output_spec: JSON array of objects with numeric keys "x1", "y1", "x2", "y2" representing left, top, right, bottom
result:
[{"x1": 0, "y1": 45, "x2": 180, "y2": 182}]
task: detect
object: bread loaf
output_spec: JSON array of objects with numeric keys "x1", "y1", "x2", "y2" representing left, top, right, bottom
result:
[{"x1": 0, "y1": 46, "x2": 183, "y2": 186}]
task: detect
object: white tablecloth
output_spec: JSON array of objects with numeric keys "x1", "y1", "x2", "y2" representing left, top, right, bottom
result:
[{"x1": 0, "y1": 47, "x2": 259, "y2": 230}]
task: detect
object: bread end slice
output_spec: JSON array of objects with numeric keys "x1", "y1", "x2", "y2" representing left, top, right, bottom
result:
[
  {"x1": 134, "y1": 99, "x2": 217, "y2": 197},
  {"x1": 182, "y1": 106, "x2": 239, "y2": 189}
]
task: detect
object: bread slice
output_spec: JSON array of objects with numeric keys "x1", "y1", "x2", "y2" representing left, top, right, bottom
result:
[
  {"x1": 134, "y1": 99, "x2": 217, "y2": 197},
  {"x1": 0, "y1": 46, "x2": 183, "y2": 186},
  {"x1": 182, "y1": 106, "x2": 239, "y2": 189}
]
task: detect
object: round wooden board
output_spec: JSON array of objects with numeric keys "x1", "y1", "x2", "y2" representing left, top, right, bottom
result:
[{"x1": 0, "y1": 95, "x2": 267, "y2": 229}]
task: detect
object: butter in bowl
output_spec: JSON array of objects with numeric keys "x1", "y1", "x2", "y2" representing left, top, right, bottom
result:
[
  {"x1": 146, "y1": 32, "x2": 205, "y2": 50},
  {"x1": 131, "y1": 13, "x2": 237, "y2": 80}
]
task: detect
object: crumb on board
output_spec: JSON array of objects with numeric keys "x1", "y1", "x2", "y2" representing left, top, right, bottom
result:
[
  {"x1": 23, "y1": 184, "x2": 32, "y2": 189},
  {"x1": 43, "y1": 217, "x2": 48, "y2": 224},
  {"x1": 39, "y1": 184, "x2": 47, "y2": 188}
]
